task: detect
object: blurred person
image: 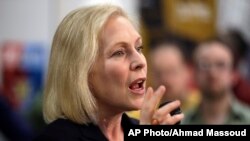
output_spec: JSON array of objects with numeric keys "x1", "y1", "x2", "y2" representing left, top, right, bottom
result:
[
  {"x1": 0, "y1": 43, "x2": 34, "y2": 141},
  {"x1": 1, "y1": 42, "x2": 46, "y2": 135},
  {"x1": 220, "y1": 29, "x2": 250, "y2": 106},
  {"x1": 183, "y1": 38, "x2": 250, "y2": 124},
  {"x1": 1, "y1": 42, "x2": 26, "y2": 109},
  {"x1": 34, "y1": 5, "x2": 184, "y2": 141},
  {"x1": 150, "y1": 37, "x2": 201, "y2": 113}
]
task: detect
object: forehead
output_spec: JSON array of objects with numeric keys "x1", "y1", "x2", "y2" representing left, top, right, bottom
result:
[
  {"x1": 153, "y1": 45, "x2": 182, "y2": 57},
  {"x1": 152, "y1": 46, "x2": 183, "y2": 62},
  {"x1": 152, "y1": 46, "x2": 185, "y2": 70},
  {"x1": 100, "y1": 16, "x2": 140, "y2": 46},
  {"x1": 196, "y1": 42, "x2": 233, "y2": 62}
]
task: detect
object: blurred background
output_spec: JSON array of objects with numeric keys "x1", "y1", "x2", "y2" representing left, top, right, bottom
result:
[{"x1": 1, "y1": 0, "x2": 250, "y2": 140}]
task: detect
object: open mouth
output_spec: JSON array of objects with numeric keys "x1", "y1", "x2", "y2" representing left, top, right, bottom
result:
[{"x1": 129, "y1": 78, "x2": 146, "y2": 95}]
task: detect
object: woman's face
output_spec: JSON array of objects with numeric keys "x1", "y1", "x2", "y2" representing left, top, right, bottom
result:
[{"x1": 89, "y1": 16, "x2": 147, "y2": 112}]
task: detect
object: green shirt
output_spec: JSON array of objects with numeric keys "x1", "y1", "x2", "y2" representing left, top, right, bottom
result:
[{"x1": 182, "y1": 98, "x2": 250, "y2": 124}]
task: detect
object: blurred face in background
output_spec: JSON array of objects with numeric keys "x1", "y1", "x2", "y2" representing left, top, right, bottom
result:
[
  {"x1": 195, "y1": 42, "x2": 233, "y2": 99},
  {"x1": 2, "y1": 42, "x2": 23, "y2": 71},
  {"x1": 89, "y1": 16, "x2": 147, "y2": 113},
  {"x1": 151, "y1": 45, "x2": 189, "y2": 101}
]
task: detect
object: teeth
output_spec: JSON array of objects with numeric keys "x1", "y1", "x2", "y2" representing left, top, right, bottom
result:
[
  {"x1": 131, "y1": 84, "x2": 140, "y2": 89},
  {"x1": 129, "y1": 79, "x2": 145, "y2": 90},
  {"x1": 137, "y1": 80, "x2": 143, "y2": 83}
]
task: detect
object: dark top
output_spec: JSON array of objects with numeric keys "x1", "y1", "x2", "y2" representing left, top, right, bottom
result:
[{"x1": 33, "y1": 114, "x2": 138, "y2": 141}]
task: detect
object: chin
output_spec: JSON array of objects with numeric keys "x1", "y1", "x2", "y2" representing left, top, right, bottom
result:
[
  {"x1": 128, "y1": 101, "x2": 143, "y2": 111},
  {"x1": 210, "y1": 87, "x2": 223, "y2": 93},
  {"x1": 203, "y1": 88, "x2": 225, "y2": 99}
]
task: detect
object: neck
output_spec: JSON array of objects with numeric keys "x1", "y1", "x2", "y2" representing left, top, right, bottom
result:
[
  {"x1": 201, "y1": 91, "x2": 232, "y2": 124},
  {"x1": 97, "y1": 104, "x2": 124, "y2": 141}
]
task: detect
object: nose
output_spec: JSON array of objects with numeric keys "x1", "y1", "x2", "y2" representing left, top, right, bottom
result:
[{"x1": 130, "y1": 52, "x2": 146, "y2": 71}]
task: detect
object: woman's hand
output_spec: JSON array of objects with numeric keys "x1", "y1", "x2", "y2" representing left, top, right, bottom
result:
[{"x1": 139, "y1": 85, "x2": 184, "y2": 125}]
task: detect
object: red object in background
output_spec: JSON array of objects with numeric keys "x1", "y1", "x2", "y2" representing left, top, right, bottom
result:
[
  {"x1": 233, "y1": 72, "x2": 250, "y2": 106},
  {"x1": 1, "y1": 41, "x2": 28, "y2": 110}
]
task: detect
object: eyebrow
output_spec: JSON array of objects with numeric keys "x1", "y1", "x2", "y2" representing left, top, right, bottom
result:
[
  {"x1": 135, "y1": 37, "x2": 142, "y2": 45},
  {"x1": 111, "y1": 36, "x2": 142, "y2": 48}
]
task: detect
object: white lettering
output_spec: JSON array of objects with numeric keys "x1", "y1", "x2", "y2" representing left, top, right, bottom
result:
[
  {"x1": 144, "y1": 129, "x2": 149, "y2": 136},
  {"x1": 128, "y1": 129, "x2": 135, "y2": 136},
  {"x1": 206, "y1": 129, "x2": 247, "y2": 136}
]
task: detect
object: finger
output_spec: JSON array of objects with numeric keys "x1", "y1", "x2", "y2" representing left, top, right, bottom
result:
[
  {"x1": 140, "y1": 86, "x2": 165, "y2": 124},
  {"x1": 151, "y1": 119, "x2": 159, "y2": 125},
  {"x1": 141, "y1": 87, "x2": 153, "y2": 112},
  {"x1": 140, "y1": 87, "x2": 154, "y2": 124},
  {"x1": 153, "y1": 100, "x2": 181, "y2": 122},
  {"x1": 144, "y1": 87, "x2": 153, "y2": 101},
  {"x1": 161, "y1": 113, "x2": 184, "y2": 125},
  {"x1": 151, "y1": 85, "x2": 166, "y2": 110},
  {"x1": 141, "y1": 86, "x2": 165, "y2": 113}
]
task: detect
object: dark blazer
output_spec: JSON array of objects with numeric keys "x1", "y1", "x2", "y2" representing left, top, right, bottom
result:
[{"x1": 33, "y1": 114, "x2": 138, "y2": 141}]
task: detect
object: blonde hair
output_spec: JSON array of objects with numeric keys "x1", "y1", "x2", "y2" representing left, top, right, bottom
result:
[{"x1": 43, "y1": 5, "x2": 127, "y2": 124}]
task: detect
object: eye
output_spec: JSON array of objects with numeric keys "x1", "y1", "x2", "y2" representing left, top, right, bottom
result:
[
  {"x1": 112, "y1": 50, "x2": 125, "y2": 57},
  {"x1": 136, "y1": 46, "x2": 144, "y2": 53},
  {"x1": 197, "y1": 62, "x2": 210, "y2": 71}
]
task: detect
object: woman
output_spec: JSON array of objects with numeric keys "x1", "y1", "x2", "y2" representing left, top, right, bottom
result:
[{"x1": 34, "y1": 5, "x2": 184, "y2": 141}]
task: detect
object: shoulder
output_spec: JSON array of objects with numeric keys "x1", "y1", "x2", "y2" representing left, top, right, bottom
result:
[
  {"x1": 33, "y1": 119, "x2": 82, "y2": 141},
  {"x1": 231, "y1": 99, "x2": 250, "y2": 122},
  {"x1": 181, "y1": 106, "x2": 201, "y2": 125},
  {"x1": 34, "y1": 119, "x2": 108, "y2": 141}
]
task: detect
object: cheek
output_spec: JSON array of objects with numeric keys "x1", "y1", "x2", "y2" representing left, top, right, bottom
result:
[
  {"x1": 143, "y1": 56, "x2": 147, "y2": 73},
  {"x1": 105, "y1": 61, "x2": 128, "y2": 84},
  {"x1": 197, "y1": 73, "x2": 206, "y2": 84},
  {"x1": 224, "y1": 73, "x2": 233, "y2": 85}
]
